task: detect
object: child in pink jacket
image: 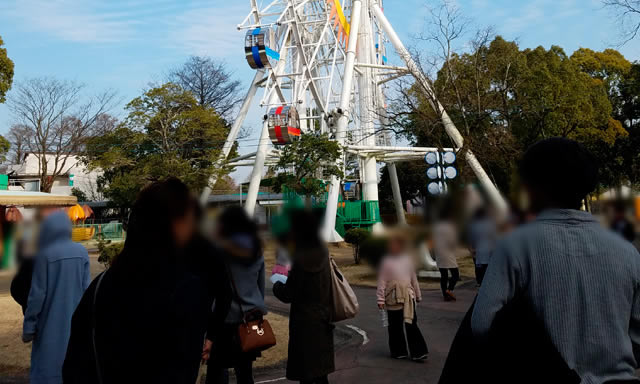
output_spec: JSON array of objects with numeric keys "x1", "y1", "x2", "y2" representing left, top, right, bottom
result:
[{"x1": 376, "y1": 231, "x2": 429, "y2": 361}]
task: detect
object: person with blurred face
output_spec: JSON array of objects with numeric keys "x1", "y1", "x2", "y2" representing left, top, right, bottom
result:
[
  {"x1": 376, "y1": 230, "x2": 428, "y2": 361},
  {"x1": 471, "y1": 138, "x2": 640, "y2": 383},
  {"x1": 273, "y1": 210, "x2": 335, "y2": 384},
  {"x1": 467, "y1": 207, "x2": 497, "y2": 286},
  {"x1": 64, "y1": 178, "x2": 209, "y2": 384},
  {"x1": 12, "y1": 207, "x2": 62, "y2": 314},
  {"x1": 433, "y1": 207, "x2": 460, "y2": 302},
  {"x1": 205, "y1": 206, "x2": 265, "y2": 384},
  {"x1": 610, "y1": 201, "x2": 636, "y2": 244},
  {"x1": 22, "y1": 211, "x2": 90, "y2": 384}
]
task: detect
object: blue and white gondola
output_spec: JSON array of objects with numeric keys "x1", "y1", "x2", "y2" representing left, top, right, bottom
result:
[{"x1": 245, "y1": 28, "x2": 280, "y2": 70}]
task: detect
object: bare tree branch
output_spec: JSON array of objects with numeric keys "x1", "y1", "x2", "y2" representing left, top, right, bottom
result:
[
  {"x1": 603, "y1": 0, "x2": 640, "y2": 44},
  {"x1": 168, "y1": 56, "x2": 243, "y2": 121},
  {"x1": 7, "y1": 77, "x2": 117, "y2": 192}
]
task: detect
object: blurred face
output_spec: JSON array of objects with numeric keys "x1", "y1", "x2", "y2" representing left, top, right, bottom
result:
[
  {"x1": 172, "y1": 208, "x2": 196, "y2": 248},
  {"x1": 388, "y1": 236, "x2": 406, "y2": 256},
  {"x1": 37, "y1": 206, "x2": 62, "y2": 220}
]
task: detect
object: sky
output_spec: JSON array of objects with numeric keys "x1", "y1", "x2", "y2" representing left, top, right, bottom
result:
[{"x1": 0, "y1": 0, "x2": 638, "y2": 182}]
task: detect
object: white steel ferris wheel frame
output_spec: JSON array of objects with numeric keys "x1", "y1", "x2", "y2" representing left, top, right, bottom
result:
[{"x1": 200, "y1": 0, "x2": 507, "y2": 242}]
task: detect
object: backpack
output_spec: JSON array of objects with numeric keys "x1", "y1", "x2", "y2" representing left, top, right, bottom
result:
[{"x1": 329, "y1": 257, "x2": 359, "y2": 322}]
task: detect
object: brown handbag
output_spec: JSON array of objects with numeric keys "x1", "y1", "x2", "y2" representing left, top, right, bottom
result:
[
  {"x1": 237, "y1": 311, "x2": 277, "y2": 353},
  {"x1": 227, "y1": 266, "x2": 277, "y2": 353}
]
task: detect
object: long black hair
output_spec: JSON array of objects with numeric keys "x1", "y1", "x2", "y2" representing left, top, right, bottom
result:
[{"x1": 111, "y1": 178, "x2": 195, "y2": 284}]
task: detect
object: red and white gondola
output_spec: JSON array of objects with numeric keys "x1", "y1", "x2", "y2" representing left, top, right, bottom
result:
[{"x1": 267, "y1": 106, "x2": 302, "y2": 145}]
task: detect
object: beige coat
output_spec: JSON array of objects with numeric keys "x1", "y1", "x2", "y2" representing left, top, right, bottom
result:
[
  {"x1": 384, "y1": 280, "x2": 416, "y2": 324},
  {"x1": 433, "y1": 221, "x2": 459, "y2": 269}
]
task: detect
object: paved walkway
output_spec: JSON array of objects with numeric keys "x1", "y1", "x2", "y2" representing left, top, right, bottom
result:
[{"x1": 260, "y1": 284, "x2": 476, "y2": 384}]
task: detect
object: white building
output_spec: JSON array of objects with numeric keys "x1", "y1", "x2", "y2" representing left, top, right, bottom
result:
[{"x1": 6, "y1": 153, "x2": 101, "y2": 199}]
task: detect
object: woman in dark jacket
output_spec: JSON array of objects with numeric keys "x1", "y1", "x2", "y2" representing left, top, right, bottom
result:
[
  {"x1": 273, "y1": 210, "x2": 334, "y2": 384},
  {"x1": 205, "y1": 206, "x2": 265, "y2": 384},
  {"x1": 63, "y1": 178, "x2": 219, "y2": 384}
]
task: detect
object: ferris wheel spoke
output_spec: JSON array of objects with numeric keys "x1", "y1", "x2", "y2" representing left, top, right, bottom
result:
[{"x1": 203, "y1": 0, "x2": 507, "y2": 234}]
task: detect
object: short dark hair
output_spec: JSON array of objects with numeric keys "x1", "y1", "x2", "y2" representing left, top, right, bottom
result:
[
  {"x1": 289, "y1": 209, "x2": 324, "y2": 248},
  {"x1": 519, "y1": 138, "x2": 598, "y2": 209},
  {"x1": 217, "y1": 205, "x2": 257, "y2": 238}
]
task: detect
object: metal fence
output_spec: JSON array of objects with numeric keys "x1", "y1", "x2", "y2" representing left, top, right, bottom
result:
[{"x1": 72, "y1": 222, "x2": 125, "y2": 242}]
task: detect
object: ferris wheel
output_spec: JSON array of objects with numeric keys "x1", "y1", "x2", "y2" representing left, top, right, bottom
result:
[{"x1": 200, "y1": 0, "x2": 506, "y2": 242}]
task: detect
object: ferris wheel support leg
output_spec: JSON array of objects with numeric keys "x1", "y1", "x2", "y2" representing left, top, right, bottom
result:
[
  {"x1": 358, "y1": 0, "x2": 379, "y2": 205},
  {"x1": 371, "y1": 2, "x2": 507, "y2": 215},
  {"x1": 200, "y1": 70, "x2": 266, "y2": 205},
  {"x1": 363, "y1": 157, "x2": 379, "y2": 201},
  {"x1": 323, "y1": 0, "x2": 363, "y2": 242},
  {"x1": 245, "y1": 34, "x2": 289, "y2": 217},
  {"x1": 245, "y1": 119, "x2": 270, "y2": 217},
  {"x1": 388, "y1": 162, "x2": 407, "y2": 225}
]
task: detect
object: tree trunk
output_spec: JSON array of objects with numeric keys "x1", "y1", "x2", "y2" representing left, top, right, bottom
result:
[{"x1": 41, "y1": 176, "x2": 54, "y2": 193}]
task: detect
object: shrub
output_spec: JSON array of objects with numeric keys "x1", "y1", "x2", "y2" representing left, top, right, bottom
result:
[
  {"x1": 344, "y1": 228, "x2": 371, "y2": 264},
  {"x1": 96, "y1": 236, "x2": 124, "y2": 268},
  {"x1": 359, "y1": 236, "x2": 388, "y2": 269}
]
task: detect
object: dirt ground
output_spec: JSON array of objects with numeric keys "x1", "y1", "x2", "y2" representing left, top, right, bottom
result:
[
  {"x1": 0, "y1": 295, "x2": 289, "y2": 377},
  {"x1": 254, "y1": 313, "x2": 289, "y2": 369},
  {"x1": 0, "y1": 240, "x2": 473, "y2": 378},
  {"x1": 0, "y1": 295, "x2": 31, "y2": 375}
]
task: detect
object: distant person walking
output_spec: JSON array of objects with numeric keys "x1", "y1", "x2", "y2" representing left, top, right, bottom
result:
[
  {"x1": 610, "y1": 201, "x2": 636, "y2": 243},
  {"x1": 468, "y1": 207, "x2": 496, "y2": 285},
  {"x1": 64, "y1": 178, "x2": 209, "y2": 384},
  {"x1": 471, "y1": 138, "x2": 640, "y2": 383},
  {"x1": 205, "y1": 206, "x2": 265, "y2": 384},
  {"x1": 376, "y1": 230, "x2": 428, "y2": 361},
  {"x1": 433, "y1": 210, "x2": 460, "y2": 302},
  {"x1": 273, "y1": 210, "x2": 335, "y2": 384},
  {"x1": 23, "y1": 211, "x2": 90, "y2": 384}
]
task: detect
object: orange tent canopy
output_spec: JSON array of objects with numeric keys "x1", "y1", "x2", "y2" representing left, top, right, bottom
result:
[
  {"x1": 5, "y1": 207, "x2": 23, "y2": 222},
  {"x1": 82, "y1": 204, "x2": 94, "y2": 219},
  {"x1": 67, "y1": 204, "x2": 85, "y2": 222}
]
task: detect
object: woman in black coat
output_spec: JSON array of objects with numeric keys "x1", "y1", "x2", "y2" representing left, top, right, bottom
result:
[
  {"x1": 63, "y1": 178, "x2": 226, "y2": 384},
  {"x1": 273, "y1": 210, "x2": 334, "y2": 384}
]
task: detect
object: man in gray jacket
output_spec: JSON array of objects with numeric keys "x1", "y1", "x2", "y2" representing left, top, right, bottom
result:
[{"x1": 472, "y1": 138, "x2": 640, "y2": 384}]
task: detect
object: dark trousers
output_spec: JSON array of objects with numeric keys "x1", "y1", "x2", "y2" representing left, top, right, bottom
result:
[
  {"x1": 206, "y1": 359, "x2": 254, "y2": 384},
  {"x1": 476, "y1": 264, "x2": 489, "y2": 286},
  {"x1": 301, "y1": 376, "x2": 329, "y2": 384},
  {"x1": 439, "y1": 268, "x2": 459, "y2": 296},
  {"x1": 387, "y1": 309, "x2": 429, "y2": 359}
]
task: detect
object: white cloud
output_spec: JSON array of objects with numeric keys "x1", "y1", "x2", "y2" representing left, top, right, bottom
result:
[
  {"x1": 470, "y1": 0, "x2": 489, "y2": 9},
  {"x1": 501, "y1": 0, "x2": 582, "y2": 36},
  {"x1": 0, "y1": 0, "x2": 247, "y2": 52},
  {"x1": 165, "y1": 3, "x2": 248, "y2": 57},
  {"x1": 1, "y1": 0, "x2": 136, "y2": 43}
]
